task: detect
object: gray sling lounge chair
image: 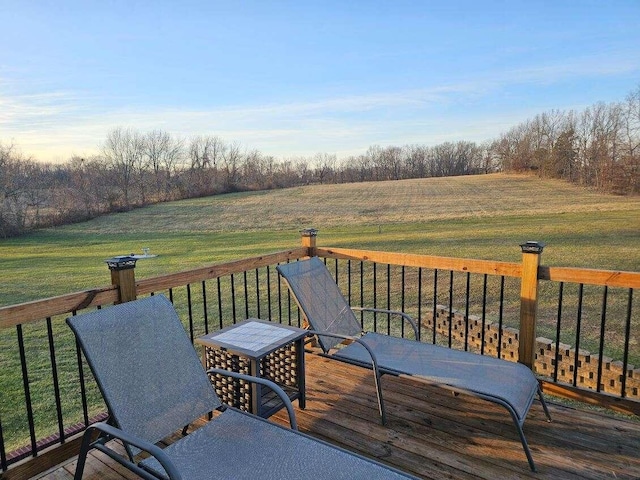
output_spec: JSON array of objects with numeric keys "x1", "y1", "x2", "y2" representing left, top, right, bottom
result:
[
  {"x1": 66, "y1": 294, "x2": 417, "y2": 480},
  {"x1": 277, "y1": 257, "x2": 552, "y2": 472}
]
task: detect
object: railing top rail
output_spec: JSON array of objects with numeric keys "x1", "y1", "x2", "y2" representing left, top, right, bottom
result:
[
  {"x1": 0, "y1": 287, "x2": 118, "y2": 330},
  {"x1": 317, "y1": 247, "x2": 523, "y2": 277},
  {"x1": 3, "y1": 245, "x2": 639, "y2": 331},
  {"x1": 540, "y1": 266, "x2": 640, "y2": 288},
  {"x1": 320, "y1": 247, "x2": 640, "y2": 287},
  {"x1": 136, "y1": 248, "x2": 307, "y2": 296},
  {"x1": 0, "y1": 249, "x2": 308, "y2": 331}
]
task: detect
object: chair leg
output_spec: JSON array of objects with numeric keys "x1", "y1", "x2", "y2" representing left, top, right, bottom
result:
[
  {"x1": 372, "y1": 369, "x2": 386, "y2": 425},
  {"x1": 73, "y1": 429, "x2": 95, "y2": 479},
  {"x1": 514, "y1": 421, "x2": 537, "y2": 472},
  {"x1": 503, "y1": 404, "x2": 537, "y2": 472},
  {"x1": 538, "y1": 387, "x2": 552, "y2": 422}
]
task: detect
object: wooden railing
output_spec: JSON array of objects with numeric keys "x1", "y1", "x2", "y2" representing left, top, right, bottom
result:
[{"x1": 0, "y1": 230, "x2": 638, "y2": 479}]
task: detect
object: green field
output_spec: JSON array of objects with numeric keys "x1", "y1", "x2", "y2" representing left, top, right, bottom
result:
[
  {"x1": 1, "y1": 173, "x2": 639, "y2": 307},
  {"x1": 1, "y1": 173, "x2": 639, "y2": 454}
]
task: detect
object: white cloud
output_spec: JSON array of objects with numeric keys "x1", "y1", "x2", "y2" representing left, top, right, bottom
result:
[{"x1": 1, "y1": 47, "x2": 638, "y2": 163}]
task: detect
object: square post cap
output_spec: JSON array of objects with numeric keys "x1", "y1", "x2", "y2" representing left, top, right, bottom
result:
[
  {"x1": 105, "y1": 255, "x2": 138, "y2": 271},
  {"x1": 520, "y1": 241, "x2": 545, "y2": 254}
]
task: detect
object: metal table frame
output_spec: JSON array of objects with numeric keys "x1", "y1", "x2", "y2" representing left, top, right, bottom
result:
[{"x1": 196, "y1": 319, "x2": 307, "y2": 418}]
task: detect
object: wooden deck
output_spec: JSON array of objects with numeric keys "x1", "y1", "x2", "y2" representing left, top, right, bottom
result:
[{"x1": 34, "y1": 352, "x2": 640, "y2": 480}]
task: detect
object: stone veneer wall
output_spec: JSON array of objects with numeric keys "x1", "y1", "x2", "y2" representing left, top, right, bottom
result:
[{"x1": 421, "y1": 306, "x2": 639, "y2": 400}]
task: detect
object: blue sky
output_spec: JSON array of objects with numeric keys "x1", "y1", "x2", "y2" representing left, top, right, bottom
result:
[{"x1": 1, "y1": 1, "x2": 639, "y2": 163}]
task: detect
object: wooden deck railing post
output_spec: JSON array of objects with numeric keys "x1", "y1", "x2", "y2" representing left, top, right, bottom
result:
[
  {"x1": 300, "y1": 228, "x2": 318, "y2": 257},
  {"x1": 106, "y1": 256, "x2": 138, "y2": 304},
  {"x1": 518, "y1": 241, "x2": 545, "y2": 369}
]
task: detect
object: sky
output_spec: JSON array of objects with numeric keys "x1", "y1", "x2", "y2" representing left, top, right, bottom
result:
[{"x1": 1, "y1": 1, "x2": 639, "y2": 163}]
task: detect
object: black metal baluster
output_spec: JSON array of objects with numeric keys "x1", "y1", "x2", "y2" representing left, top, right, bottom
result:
[
  {"x1": 217, "y1": 278, "x2": 223, "y2": 330},
  {"x1": 16, "y1": 325, "x2": 37, "y2": 458},
  {"x1": 621, "y1": 289, "x2": 633, "y2": 398},
  {"x1": 0, "y1": 414, "x2": 7, "y2": 471},
  {"x1": 464, "y1": 272, "x2": 471, "y2": 351},
  {"x1": 73, "y1": 338, "x2": 89, "y2": 428},
  {"x1": 277, "y1": 266, "x2": 283, "y2": 324},
  {"x1": 417, "y1": 267, "x2": 423, "y2": 341},
  {"x1": 481, "y1": 274, "x2": 488, "y2": 355},
  {"x1": 373, "y1": 263, "x2": 378, "y2": 332},
  {"x1": 347, "y1": 260, "x2": 352, "y2": 305},
  {"x1": 572, "y1": 284, "x2": 584, "y2": 387},
  {"x1": 401, "y1": 266, "x2": 406, "y2": 338},
  {"x1": 447, "y1": 271, "x2": 454, "y2": 348},
  {"x1": 266, "y1": 265, "x2": 272, "y2": 321},
  {"x1": 553, "y1": 283, "x2": 564, "y2": 382},
  {"x1": 497, "y1": 277, "x2": 505, "y2": 359},
  {"x1": 596, "y1": 286, "x2": 608, "y2": 392},
  {"x1": 359, "y1": 261, "x2": 364, "y2": 327},
  {"x1": 230, "y1": 274, "x2": 237, "y2": 324},
  {"x1": 255, "y1": 268, "x2": 261, "y2": 318},
  {"x1": 202, "y1": 281, "x2": 209, "y2": 334},
  {"x1": 286, "y1": 272, "x2": 293, "y2": 326},
  {"x1": 243, "y1": 271, "x2": 249, "y2": 319},
  {"x1": 186, "y1": 284, "x2": 195, "y2": 342},
  {"x1": 432, "y1": 269, "x2": 438, "y2": 345},
  {"x1": 387, "y1": 264, "x2": 391, "y2": 335},
  {"x1": 46, "y1": 318, "x2": 65, "y2": 443}
]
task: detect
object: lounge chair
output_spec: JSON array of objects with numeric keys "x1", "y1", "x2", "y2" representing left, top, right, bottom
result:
[
  {"x1": 277, "y1": 257, "x2": 552, "y2": 472},
  {"x1": 66, "y1": 294, "x2": 417, "y2": 479}
]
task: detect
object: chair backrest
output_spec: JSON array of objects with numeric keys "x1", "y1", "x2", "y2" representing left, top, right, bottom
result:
[
  {"x1": 277, "y1": 257, "x2": 362, "y2": 353},
  {"x1": 67, "y1": 295, "x2": 221, "y2": 448}
]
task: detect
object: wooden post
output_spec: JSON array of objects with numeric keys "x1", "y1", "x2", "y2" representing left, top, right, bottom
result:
[
  {"x1": 106, "y1": 256, "x2": 138, "y2": 304},
  {"x1": 518, "y1": 241, "x2": 545, "y2": 369},
  {"x1": 300, "y1": 228, "x2": 318, "y2": 257}
]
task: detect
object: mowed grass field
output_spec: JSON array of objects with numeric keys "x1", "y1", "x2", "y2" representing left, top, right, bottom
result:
[
  {"x1": 0, "y1": 173, "x2": 639, "y2": 453},
  {"x1": 1, "y1": 173, "x2": 639, "y2": 307}
]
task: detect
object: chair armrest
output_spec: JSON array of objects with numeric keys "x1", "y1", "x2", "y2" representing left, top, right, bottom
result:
[
  {"x1": 351, "y1": 307, "x2": 420, "y2": 340},
  {"x1": 206, "y1": 368, "x2": 298, "y2": 430},
  {"x1": 306, "y1": 329, "x2": 387, "y2": 422},
  {"x1": 84, "y1": 421, "x2": 182, "y2": 480},
  {"x1": 305, "y1": 330, "x2": 381, "y2": 374}
]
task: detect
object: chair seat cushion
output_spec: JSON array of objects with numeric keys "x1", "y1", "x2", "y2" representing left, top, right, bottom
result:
[
  {"x1": 333, "y1": 333, "x2": 539, "y2": 423},
  {"x1": 140, "y1": 408, "x2": 414, "y2": 479}
]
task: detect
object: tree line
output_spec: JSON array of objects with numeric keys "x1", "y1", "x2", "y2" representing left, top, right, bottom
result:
[
  {"x1": 1, "y1": 85, "x2": 638, "y2": 237},
  {"x1": 494, "y1": 86, "x2": 639, "y2": 193}
]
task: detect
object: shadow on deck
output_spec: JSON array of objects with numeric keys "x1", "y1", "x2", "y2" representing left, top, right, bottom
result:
[{"x1": 36, "y1": 352, "x2": 640, "y2": 480}]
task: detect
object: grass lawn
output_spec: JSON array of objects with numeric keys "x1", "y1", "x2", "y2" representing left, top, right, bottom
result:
[
  {"x1": 1, "y1": 173, "x2": 638, "y2": 307},
  {"x1": 0, "y1": 173, "x2": 639, "y2": 454}
]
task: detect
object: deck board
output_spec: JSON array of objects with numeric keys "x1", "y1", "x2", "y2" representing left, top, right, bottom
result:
[{"x1": 34, "y1": 352, "x2": 640, "y2": 480}]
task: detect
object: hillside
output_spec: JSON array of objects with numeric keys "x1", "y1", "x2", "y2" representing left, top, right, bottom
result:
[
  {"x1": 1, "y1": 173, "x2": 638, "y2": 306},
  {"x1": 65, "y1": 173, "x2": 639, "y2": 234}
]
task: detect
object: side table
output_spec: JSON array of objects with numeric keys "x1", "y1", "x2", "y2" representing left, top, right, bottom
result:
[{"x1": 195, "y1": 319, "x2": 307, "y2": 419}]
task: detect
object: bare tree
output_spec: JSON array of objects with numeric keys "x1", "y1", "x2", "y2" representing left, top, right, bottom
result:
[
  {"x1": 187, "y1": 135, "x2": 226, "y2": 196},
  {"x1": 621, "y1": 87, "x2": 639, "y2": 159},
  {"x1": 294, "y1": 157, "x2": 311, "y2": 185},
  {"x1": 102, "y1": 127, "x2": 146, "y2": 208},
  {"x1": 380, "y1": 146, "x2": 404, "y2": 180},
  {"x1": 619, "y1": 87, "x2": 640, "y2": 193},
  {"x1": 313, "y1": 153, "x2": 336, "y2": 184},
  {"x1": 0, "y1": 143, "x2": 31, "y2": 236},
  {"x1": 405, "y1": 145, "x2": 428, "y2": 178},
  {"x1": 221, "y1": 141, "x2": 241, "y2": 190},
  {"x1": 144, "y1": 130, "x2": 184, "y2": 200}
]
